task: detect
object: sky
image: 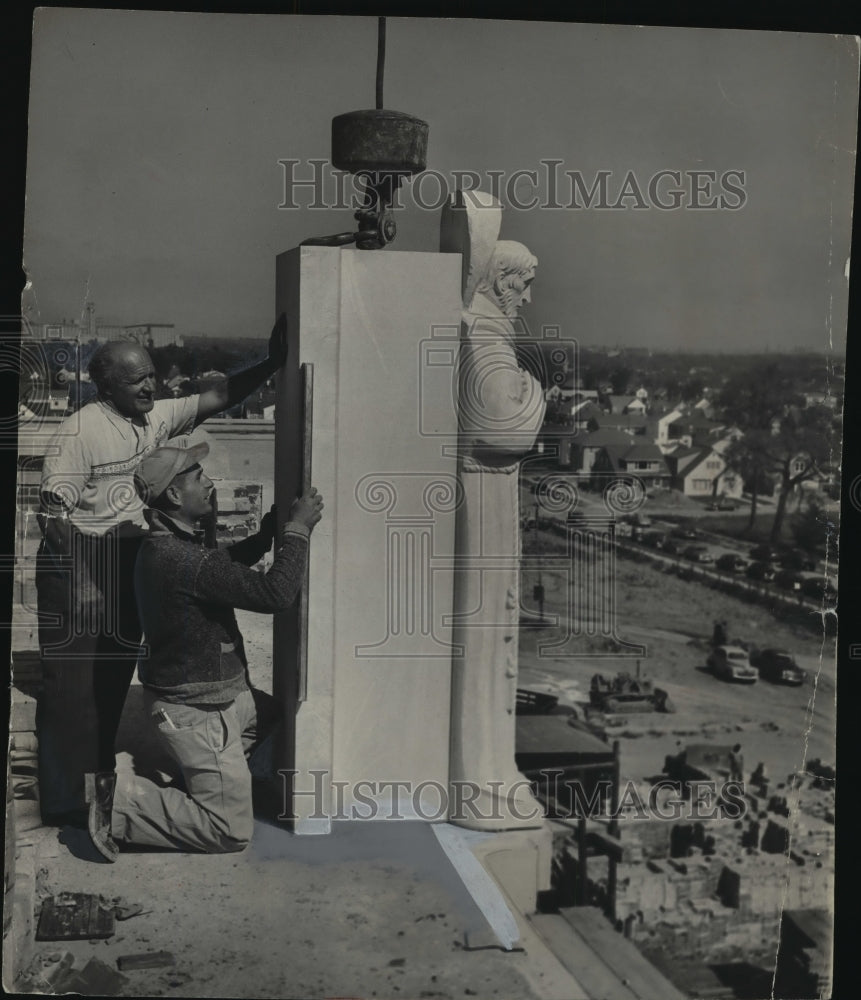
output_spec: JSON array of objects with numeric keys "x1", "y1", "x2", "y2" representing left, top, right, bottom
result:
[{"x1": 22, "y1": 12, "x2": 859, "y2": 353}]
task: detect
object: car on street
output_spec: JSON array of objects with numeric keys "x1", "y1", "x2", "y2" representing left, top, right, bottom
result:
[
  {"x1": 707, "y1": 645, "x2": 759, "y2": 683},
  {"x1": 775, "y1": 570, "x2": 804, "y2": 592},
  {"x1": 672, "y1": 525, "x2": 700, "y2": 540},
  {"x1": 746, "y1": 561, "x2": 777, "y2": 582},
  {"x1": 800, "y1": 576, "x2": 838, "y2": 602},
  {"x1": 640, "y1": 530, "x2": 665, "y2": 548},
  {"x1": 749, "y1": 648, "x2": 806, "y2": 685},
  {"x1": 715, "y1": 553, "x2": 748, "y2": 573},
  {"x1": 750, "y1": 544, "x2": 779, "y2": 563},
  {"x1": 621, "y1": 512, "x2": 653, "y2": 528},
  {"x1": 777, "y1": 550, "x2": 818, "y2": 572},
  {"x1": 706, "y1": 497, "x2": 738, "y2": 511},
  {"x1": 684, "y1": 545, "x2": 713, "y2": 563}
]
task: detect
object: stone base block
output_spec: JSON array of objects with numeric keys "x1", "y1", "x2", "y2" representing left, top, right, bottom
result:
[{"x1": 469, "y1": 824, "x2": 553, "y2": 917}]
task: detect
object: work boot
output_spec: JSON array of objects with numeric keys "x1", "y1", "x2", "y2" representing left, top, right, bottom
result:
[{"x1": 84, "y1": 772, "x2": 119, "y2": 863}]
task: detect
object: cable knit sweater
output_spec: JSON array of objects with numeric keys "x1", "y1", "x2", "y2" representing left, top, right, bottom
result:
[{"x1": 134, "y1": 509, "x2": 309, "y2": 704}]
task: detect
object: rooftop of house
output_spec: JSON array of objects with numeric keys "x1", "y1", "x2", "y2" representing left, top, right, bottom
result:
[
  {"x1": 577, "y1": 428, "x2": 638, "y2": 448},
  {"x1": 591, "y1": 415, "x2": 649, "y2": 434},
  {"x1": 621, "y1": 443, "x2": 666, "y2": 463}
]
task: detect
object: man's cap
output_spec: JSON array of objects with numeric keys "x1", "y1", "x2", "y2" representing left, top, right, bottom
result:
[{"x1": 134, "y1": 442, "x2": 210, "y2": 505}]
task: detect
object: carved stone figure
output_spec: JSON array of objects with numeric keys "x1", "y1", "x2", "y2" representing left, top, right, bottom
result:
[{"x1": 441, "y1": 191, "x2": 546, "y2": 830}]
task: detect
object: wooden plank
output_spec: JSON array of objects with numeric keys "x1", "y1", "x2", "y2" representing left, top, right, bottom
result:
[
  {"x1": 297, "y1": 362, "x2": 313, "y2": 703},
  {"x1": 530, "y1": 913, "x2": 638, "y2": 1000},
  {"x1": 561, "y1": 907, "x2": 688, "y2": 1000},
  {"x1": 116, "y1": 951, "x2": 175, "y2": 971}
]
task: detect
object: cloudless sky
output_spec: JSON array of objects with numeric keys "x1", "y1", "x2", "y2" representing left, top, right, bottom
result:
[{"x1": 23, "y1": 12, "x2": 859, "y2": 353}]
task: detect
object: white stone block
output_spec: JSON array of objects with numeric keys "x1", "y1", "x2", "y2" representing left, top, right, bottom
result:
[{"x1": 274, "y1": 247, "x2": 462, "y2": 828}]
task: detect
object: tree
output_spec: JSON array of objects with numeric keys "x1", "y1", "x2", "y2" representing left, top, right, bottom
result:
[
  {"x1": 680, "y1": 376, "x2": 705, "y2": 404},
  {"x1": 716, "y1": 366, "x2": 833, "y2": 540},
  {"x1": 722, "y1": 431, "x2": 772, "y2": 532},
  {"x1": 759, "y1": 406, "x2": 834, "y2": 542},
  {"x1": 792, "y1": 497, "x2": 836, "y2": 559},
  {"x1": 609, "y1": 366, "x2": 632, "y2": 395}
]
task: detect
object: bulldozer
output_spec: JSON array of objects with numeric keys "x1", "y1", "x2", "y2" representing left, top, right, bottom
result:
[{"x1": 588, "y1": 660, "x2": 675, "y2": 714}]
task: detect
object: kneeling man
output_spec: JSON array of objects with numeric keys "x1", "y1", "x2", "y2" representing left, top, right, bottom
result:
[{"x1": 86, "y1": 442, "x2": 323, "y2": 860}]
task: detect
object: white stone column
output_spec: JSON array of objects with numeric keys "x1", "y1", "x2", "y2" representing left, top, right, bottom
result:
[{"x1": 274, "y1": 247, "x2": 462, "y2": 831}]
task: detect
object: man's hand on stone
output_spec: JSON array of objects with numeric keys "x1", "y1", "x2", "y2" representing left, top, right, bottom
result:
[
  {"x1": 288, "y1": 487, "x2": 324, "y2": 534},
  {"x1": 268, "y1": 313, "x2": 288, "y2": 369}
]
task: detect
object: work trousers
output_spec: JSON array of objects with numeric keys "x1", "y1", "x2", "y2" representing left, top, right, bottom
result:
[
  {"x1": 35, "y1": 531, "x2": 143, "y2": 823},
  {"x1": 112, "y1": 686, "x2": 279, "y2": 854}
]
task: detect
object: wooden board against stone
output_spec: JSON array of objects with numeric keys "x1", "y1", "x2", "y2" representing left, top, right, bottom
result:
[
  {"x1": 297, "y1": 362, "x2": 313, "y2": 703},
  {"x1": 561, "y1": 906, "x2": 688, "y2": 1000}
]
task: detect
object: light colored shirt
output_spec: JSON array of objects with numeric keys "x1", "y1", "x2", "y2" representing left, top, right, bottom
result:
[{"x1": 40, "y1": 395, "x2": 200, "y2": 535}]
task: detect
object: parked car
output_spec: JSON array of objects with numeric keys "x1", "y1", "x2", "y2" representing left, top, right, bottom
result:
[
  {"x1": 621, "y1": 512, "x2": 653, "y2": 528},
  {"x1": 800, "y1": 577, "x2": 838, "y2": 602},
  {"x1": 706, "y1": 645, "x2": 758, "y2": 683},
  {"x1": 749, "y1": 648, "x2": 805, "y2": 685},
  {"x1": 750, "y1": 544, "x2": 778, "y2": 563},
  {"x1": 715, "y1": 553, "x2": 748, "y2": 573},
  {"x1": 706, "y1": 497, "x2": 738, "y2": 511},
  {"x1": 658, "y1": 536, "x2": 680, "y2": 555},
  {"x1": 775, "y1": 570, "x2": 804, "y2": 592},
  {"x1": 672, "y1": 525, "x2": 700, "y2": 540},
  {"x1": 683, "y1": 545, "x2": 713, "y2": 564},
  {"x1": 777, "y1": 550, "x2": 817, "y2": 572},
  {"x1": 746, "y1": 561, "x2": 777, "y2": 583}
]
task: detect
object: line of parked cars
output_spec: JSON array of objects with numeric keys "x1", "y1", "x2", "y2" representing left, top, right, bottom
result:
[
  {"x1": 620, "y1": 514, "x2": 836, "y2": 602},
  {"x1": 706, "y1": 644, "x2": 807, "y2": 685}
]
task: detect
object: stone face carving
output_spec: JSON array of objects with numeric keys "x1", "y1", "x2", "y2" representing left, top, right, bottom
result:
[{"x1": 441, "y1": 191, "x2": 546, "y2": 830}]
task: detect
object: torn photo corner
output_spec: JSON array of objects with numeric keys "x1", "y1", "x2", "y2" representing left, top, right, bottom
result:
[{"x1": 8, "y1": 9, "x2": 855, "y2": 1000}]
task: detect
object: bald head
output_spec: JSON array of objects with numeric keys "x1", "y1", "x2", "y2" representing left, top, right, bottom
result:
[{"x1": 89, "y1": 341, "x2": 157, "y2": 418}]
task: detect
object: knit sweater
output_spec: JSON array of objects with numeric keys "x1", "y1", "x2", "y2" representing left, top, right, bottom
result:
[{"x1": 134, "y1": 509, "x2": 309, "y2": 704}]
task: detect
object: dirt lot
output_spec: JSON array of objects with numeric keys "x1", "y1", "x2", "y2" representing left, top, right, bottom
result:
[{"x1": 518, "y1": 531, "x2": 835, "y2": 794}]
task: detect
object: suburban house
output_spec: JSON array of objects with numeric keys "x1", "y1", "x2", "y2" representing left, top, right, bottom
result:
[
  {"x1": 571, "y1": 399, "x2": 605, "y2": 429},
  {"x1": 666, "y1": 411, "x2": 726, "y2": 449},
  {"x1": 693, "y1": 397, "x2": 718, "y2": 420},
  {"x1": 606, "y1": 394, "x2": 648, "y2": 416},
  {"x1": 543, "y1": 366, "x2": 588, "y2": 406},
  {"x1": 666, "y1": 447, "x2": 743, "y2": 499},
  {"x1": 591, "y1": 442, "x2": 671, "y2": 490},
  {"x1": 560, "y1": 427, "x2": 635, "y2": 473},
  {"x1": 588, "y1": 412, "x2": 650, "y2": 437},
  {"x1": 651, "y1": 406, "x2": 685, "y2": 453},
  {"x1": 786, "y1": 453, "x2": 838, "y2": 495},
  {"x1": 803, "y1": 390, "x2": 839, "y2": 410}
]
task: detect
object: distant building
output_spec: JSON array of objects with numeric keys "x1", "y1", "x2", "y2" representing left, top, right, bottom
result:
[
  {"x1": 666, "y1": 412, "x2": 726, "y2": 449},
  {"x1": 651, "y1": 407, "x2": 685, "y2": 453},
  {"x1": 803, "y1": 391, "x2": 839, "y2": 410},
  {"x1": 588, "y1": 412, "x2": 649, "y2": 437},
  {"x1": 607, "y1": 394, "x2": 647, "y2": 416},
  {"x1": 666, "y1": 447, "x2": 742, "y2": 499},
  {"x1": 591, "y1": 442, "x2": 670, "y2": 490},
  {"x1": 29, "y1": 301, "x2": 183, "y2": 349},
  {"x1": 561, "y1": 427, "x2": 634, "y2": 473}
]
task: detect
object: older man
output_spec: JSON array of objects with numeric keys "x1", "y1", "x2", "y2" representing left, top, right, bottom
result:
[{"x1": 36, "y1": 316, "x2": 288, "y2": 824}]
